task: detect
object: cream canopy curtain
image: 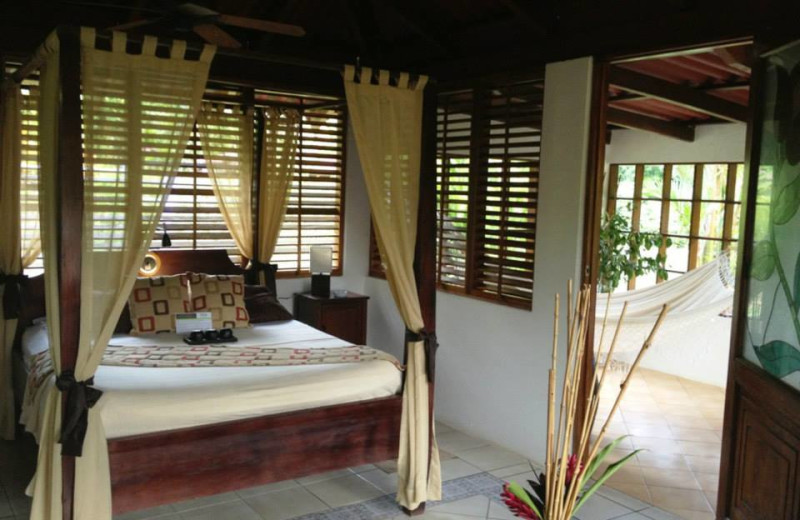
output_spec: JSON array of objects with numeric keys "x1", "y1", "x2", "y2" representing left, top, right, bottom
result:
[
  {"x1": 28, "y1": 28, "x2": 214, "y2": 520},
  {"x1": 197, "y1": 102, "x2": 255, "y2": 259},
  {"x1": 256, "y1": 106, "x2": 300, "y2": 269},
  {"x1": 0, "y1": 81, "x2": 24, "y2": 440},
  {"x1": 0, "y1": 81, "x2": 43, "y2": 439},
  {"x1": 343, "y1": 65, "x2": 441, "y2": 510}
]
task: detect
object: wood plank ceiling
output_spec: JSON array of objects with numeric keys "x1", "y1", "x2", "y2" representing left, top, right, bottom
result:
[
  {"x1": 607, "y1": 43, "x2": 753, "y2": 141},
  {"x1": 1, "y1": 1, "x2": 799, "y2": 82}
]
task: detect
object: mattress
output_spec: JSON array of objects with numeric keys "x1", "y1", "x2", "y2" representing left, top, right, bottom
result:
[{"x1": 21, "y1": 320, "x2": 402, "y2": 439}]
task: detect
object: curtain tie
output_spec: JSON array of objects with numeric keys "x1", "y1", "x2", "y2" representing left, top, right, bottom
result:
[
  {"x1": 248, "y1": 260, "x2": 275, "y2": 287},
  {"x1": 0, "y1": 271, "x2": 28, "y2": 319},
  {"x1": 55, "y1": 370, "x2": 103, "y2": 457},
  {"x1": 405, "y1": 329, "x2": 439, "y2": 383}
]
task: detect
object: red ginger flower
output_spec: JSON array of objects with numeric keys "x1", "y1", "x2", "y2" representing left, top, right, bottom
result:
[
  {"x1": 501, "y1": 483, "x2": 541, "y2": 520},
  {"x1": 566, "y1": 453, "x2": 582, "y2": 486}
]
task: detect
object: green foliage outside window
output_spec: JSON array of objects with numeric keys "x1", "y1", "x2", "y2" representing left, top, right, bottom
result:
[{"x1": 598, "y1": 210, "x2": 671, "y2": 293}]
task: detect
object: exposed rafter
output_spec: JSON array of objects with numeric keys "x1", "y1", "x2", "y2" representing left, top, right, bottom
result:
[
  {"x1": 609, "y1": 66, "x2": 748, "y2": 122},
  {"x1": 713, "y1": 45, "x2": 752, "y2": 75},
  {"x1": 381, "y1": 0, "x2": 454, "y2": 58},
  {"x1": 498, "y1": 0, "x2": 549, "y2": 38},
  {"x1": 607, "y1": 108, "x2": 695, "y2": 142}
]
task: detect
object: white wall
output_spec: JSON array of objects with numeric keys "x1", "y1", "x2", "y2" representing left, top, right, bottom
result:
[
  {"x1": 346, "y1": 58, "x2": 595, "y2": 462},
  {"x1": 606, "y1": 123, "x2": 747, "y2": 164}
]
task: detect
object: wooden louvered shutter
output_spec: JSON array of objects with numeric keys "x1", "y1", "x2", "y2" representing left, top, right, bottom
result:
[
  {"x1": 20, "y1": 80, "x2": 42, "y2": 274},
  {"x1": 472, "y1": 81, "x2": 542, "y2": 307},
  {"x1": 274, "y1": 103, "x2": 346, "y2": 275},
  {"x1": 436, "y1": 89, "x2": 473, "y2": 290},
  {"x1": 159, "y1": 124, "x2": 240, "y2": 263}
]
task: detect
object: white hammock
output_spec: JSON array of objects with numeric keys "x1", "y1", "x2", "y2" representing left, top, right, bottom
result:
[{"x1": 594, "y1": 252, "x2": 735, "y2": 370}]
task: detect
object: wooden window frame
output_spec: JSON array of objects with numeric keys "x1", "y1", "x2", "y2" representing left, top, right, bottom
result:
[
  {"x1": 607, "y1": 161, "x2": 743, "y2": 289},
  {"x1": 155, "y1": 92, "x2": 348, "y2": 279},
  {"x1": 271, "y1": 101, "x2": 348, "y2": 279},
  {"x1": 369, "y1": 80, "x2": 543, "y2": 311}
]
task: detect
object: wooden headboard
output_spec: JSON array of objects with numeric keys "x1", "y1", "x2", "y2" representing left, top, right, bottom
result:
[{"x1": 14, "y1": 249, "x2": 277, "y2": 351}]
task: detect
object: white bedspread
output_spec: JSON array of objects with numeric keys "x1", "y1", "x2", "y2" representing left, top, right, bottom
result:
[{"x1": 21, "y1": 320, "x2": 402, "y2": 439}]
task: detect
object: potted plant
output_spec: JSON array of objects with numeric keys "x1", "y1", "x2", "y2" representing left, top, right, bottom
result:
[
  {"x1": 502, "y1": 284, "x2": 669, "y2": 520},
  {"x1": 598, "y1": 210, "x2": 671, "y2": 293}
]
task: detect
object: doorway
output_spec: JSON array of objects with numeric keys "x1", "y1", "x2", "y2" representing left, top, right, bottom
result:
[{"x1": 585, "y1": 42, "x2": 753, "y2": 520}]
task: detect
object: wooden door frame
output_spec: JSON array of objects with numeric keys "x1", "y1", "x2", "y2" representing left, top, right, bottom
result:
[
  {"x1": 576, "y1": 58, "x2": 609, "y2": 444},
  {"x1": 714, "y1": 41, "x2": 764, "y2": 520}
]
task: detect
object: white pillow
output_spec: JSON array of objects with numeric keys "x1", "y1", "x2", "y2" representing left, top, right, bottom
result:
[{"x1": 22, "y1": 321, "x2": 50, "y2": 366}]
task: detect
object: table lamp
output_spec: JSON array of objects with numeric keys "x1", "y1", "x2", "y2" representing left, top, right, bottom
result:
[{"x1": 310, "y1": 246, "x2": 332, "y2": 297}]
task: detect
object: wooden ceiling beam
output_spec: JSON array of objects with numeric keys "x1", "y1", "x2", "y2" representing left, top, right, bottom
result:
[
  {"x1": 607, "y1": 108, "x2": 695, "y2": 142},
  {"x1": 609, "y1": 79, "x2": 749, "y2": 103},
  {"x1": 609, "y1": 66, "x2": 748, "y2": 122},
  {"x1": 382, "y1": 0, "x2": 454, "y2": 58},
  {"x1": 713, "y1": 46, "x2": 753, "y2": 75},
  {"x1": 498, "y1": 0, "x2": 549, "y2": 38}
]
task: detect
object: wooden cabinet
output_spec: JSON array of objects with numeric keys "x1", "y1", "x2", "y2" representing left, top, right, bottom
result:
[{"x1": 293, "y1": 292, "x2": 369, "y2": 344}]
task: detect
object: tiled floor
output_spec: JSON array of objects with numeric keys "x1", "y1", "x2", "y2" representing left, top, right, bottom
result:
[
  {"x1": 592, "y1": 368, "x2": 726, "y2": 520},
  {"x1": 0, "y1": 421, "x2": 688, "y2": 520}
]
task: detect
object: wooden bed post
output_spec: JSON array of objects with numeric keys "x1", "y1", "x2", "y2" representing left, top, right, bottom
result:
[
  {"x1": 55, "y1": 26, "x2": 84, "y2": 520},
  {"x1": 407, "y1": 83, "x2": 438, "y2": 516}
]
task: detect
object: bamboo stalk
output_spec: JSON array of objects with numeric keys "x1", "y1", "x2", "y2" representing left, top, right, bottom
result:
[
  {"x1": 545, "y1": 293, "x2": 559, "y2": 520},
  {"x1": 571, "y1": 305, "x2": 670, "y2": 520},
  {"x1": 560, "y1": 289, "x2": 591, "y2": 514},
  {"x1": 528, "y1": 287, "x2": 667, "y2": 520},
  {"x1": 553, "y1": 288, "x2": 588, "y2": 519}
]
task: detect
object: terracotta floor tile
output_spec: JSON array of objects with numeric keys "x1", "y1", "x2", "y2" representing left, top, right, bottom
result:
[
  {"x1": 648, "y1": 486, "x2": 713, "y2": 512},
  {"x1": 694, "y1": 472, "x2": 719, "y2": 492},
  {"x1": 669, "y1": 427, "x2": 720, "y2": 443},
  {"x1": 684, "y1": 455, "x2": 721, "y2": 474},
  {"x1": 640, "y1": 467, "x2": 701, "y2": 490},
  {"x1": 635, "y1": 452, "x2": 691, "y2": 471},
  {"x1": 665, "y1": 508, "x2": 716, "y2": 520},
  {"x1": 676, "y1": 440, "x2": 722, "y2": 458}
]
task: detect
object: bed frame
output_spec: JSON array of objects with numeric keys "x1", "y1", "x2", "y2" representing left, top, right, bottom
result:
[
  {"x1": 16, "y1": 249, "x2": 404, "y2": 514},
  {"x1": 13, "y1": 26, "x2": 438, "y2": 519}
]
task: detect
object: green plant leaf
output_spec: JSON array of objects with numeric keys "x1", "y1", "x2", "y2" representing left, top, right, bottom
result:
[
  {"x1": 580, "y1": 436, "x2": 631, "y2": 488},
  {"x1": 751, "y1": 240, "x2": 777, "y2": 281},
  {"x1": 773, "y1": 174, "x2": 800, "y2": 225},
  {"x1": 794, "y1": 251, "x2": 800, "y2": 308},
  {"x1": 754, "y1": 340, "x2": 800, "y2": 378},
  {"x1": 506, "y1": 481, "x2": 542, "y2": 519},
  {"x1": 574, "y1": 450, "x2": 643, "y2": 514}
]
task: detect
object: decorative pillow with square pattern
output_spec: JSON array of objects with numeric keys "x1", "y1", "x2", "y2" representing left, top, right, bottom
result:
[
  {"x1": 188, "y1": 273, "x2": 250, "y2": 329},
  {"x1": 128, "y1": 274, "x2": 191, "y2": 334}
]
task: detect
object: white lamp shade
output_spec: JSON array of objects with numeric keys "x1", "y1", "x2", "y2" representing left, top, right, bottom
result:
[{"x1": 310, "y1": 246, "x2": 333, "y2": 274}]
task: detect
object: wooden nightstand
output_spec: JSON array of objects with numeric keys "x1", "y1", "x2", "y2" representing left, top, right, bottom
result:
[{"x1": 293, "y1": 292, "x2": 369, "y2": 344}]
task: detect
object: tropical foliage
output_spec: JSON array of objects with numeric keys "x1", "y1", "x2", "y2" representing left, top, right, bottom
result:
[
  {"x1": 501, "y1": 438, "x2": 641, "y2": 519},
  {"x1": 598, "y1": 210, "x2": 671, "y2": 293}
]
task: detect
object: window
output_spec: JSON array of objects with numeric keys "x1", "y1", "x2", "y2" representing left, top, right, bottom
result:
[
  {"x1": 156, "y1": 91, "x2": 347, "y2": 276},
  {"x1": 270, "y1": 99, "x2": 347, "y2": 276},
  {"x1": 20, "y1": 80, "x2": 42, "y2": 275},
  {"x1": 370, "y1": 79, "x2": 543, "y2": 309},
  {"x1": 16, "y1": 78, "x2": 347, "y2": 278},
  {"x1": 160, "y1": 123, "x2": 241, "y2": 263},
  {"x1": 607, "y1": 162, "x2": 744, "y2": 289}
]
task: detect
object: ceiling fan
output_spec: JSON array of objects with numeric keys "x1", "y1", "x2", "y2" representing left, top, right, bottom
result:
[{"x1": 110, "y1": 3, "x2": 306, "y2": 49}]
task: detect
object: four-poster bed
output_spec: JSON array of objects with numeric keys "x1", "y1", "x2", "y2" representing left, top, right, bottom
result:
[{"x1": 4, "y1": 24, "x2": 440, "y2": 520}]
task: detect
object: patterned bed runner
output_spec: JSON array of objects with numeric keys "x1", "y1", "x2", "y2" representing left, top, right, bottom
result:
[{"x1": 101, "y1": 343, "x2": 403, "y2": 369}]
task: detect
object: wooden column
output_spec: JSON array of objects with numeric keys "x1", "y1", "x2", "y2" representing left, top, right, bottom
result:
[{"x1": 55, "y1": 27, "x2": 84, "y2": 520}]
